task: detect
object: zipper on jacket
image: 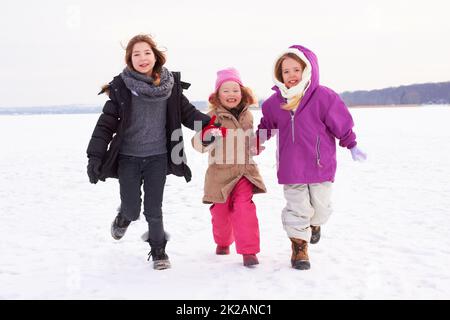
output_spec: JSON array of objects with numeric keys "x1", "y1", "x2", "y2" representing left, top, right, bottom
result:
[
  {"x1": 290, "y1": 111, "x2": 295, "y2": 143},
  {"x1": 316, "y1": 136, "x2": 322, "y2": 167}
]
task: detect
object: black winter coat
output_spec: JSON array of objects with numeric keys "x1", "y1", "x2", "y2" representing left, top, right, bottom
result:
[{"x1": 86, "y1": 72, "x2": 211, "y2": 182}]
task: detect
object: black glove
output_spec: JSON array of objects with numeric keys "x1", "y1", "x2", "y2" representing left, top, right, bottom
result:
[
  {"x1": 87, "y1": 157, "x2": 102, "y2": 184},
  {"x1": 201, "y1": 135, "x2": 216, "y2": 147}
]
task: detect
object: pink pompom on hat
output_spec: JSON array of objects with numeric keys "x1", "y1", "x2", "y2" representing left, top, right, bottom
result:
[{"x1": 214, "y1": 67, "x2": 243, "y2": 91}]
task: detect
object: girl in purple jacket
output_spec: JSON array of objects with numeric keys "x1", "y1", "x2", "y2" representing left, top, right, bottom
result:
[{"x1": 256, "y1": 45, "x2": 367, "y2": 270}]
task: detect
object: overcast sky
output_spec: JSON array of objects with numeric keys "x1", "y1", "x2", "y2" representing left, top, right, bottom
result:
[{"x1": 1, "y1": 0, "x2": 449, "y2": 107}]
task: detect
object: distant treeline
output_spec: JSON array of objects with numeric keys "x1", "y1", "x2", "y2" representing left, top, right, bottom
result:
[
  {"x1": 0, "y1": 102, "x2": 207, "y2": 115},
  {"x1": 0, "y1": 105, "x2": 102, "y2": 115},
  {"x1": 340, "y1": 81, "x2": 450, "y2": 106},
  {"x1": 1, "y1": 82, "x2": 449, "y2": 115}
]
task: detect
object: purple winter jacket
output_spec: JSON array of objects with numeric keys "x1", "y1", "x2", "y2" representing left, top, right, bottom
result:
[{"x1": 257, "y1": 45, "x2": 357, "y2": 184}]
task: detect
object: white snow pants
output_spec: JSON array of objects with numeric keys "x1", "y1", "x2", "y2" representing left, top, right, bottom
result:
[{"x1": 281, "y1": 182, "x2": 333, "y2": 242}]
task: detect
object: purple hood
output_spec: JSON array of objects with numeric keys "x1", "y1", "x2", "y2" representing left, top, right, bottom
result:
[{"x1": 257, "y1": 45, "x2": 357, "y2": 184}]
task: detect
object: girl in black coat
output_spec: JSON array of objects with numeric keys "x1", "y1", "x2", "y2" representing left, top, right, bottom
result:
[{"x1": 86, "y1": 34, "x2": 223, "y2": 270}]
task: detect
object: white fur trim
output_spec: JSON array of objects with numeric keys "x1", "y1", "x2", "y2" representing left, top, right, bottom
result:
[{"x1": 272, "y1": 48, "x2": 312, "y2": 101}]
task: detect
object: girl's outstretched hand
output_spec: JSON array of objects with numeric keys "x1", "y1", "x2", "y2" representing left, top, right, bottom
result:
[{"x1": 350, "y1": 146, "x2": 367, "y2": 162}]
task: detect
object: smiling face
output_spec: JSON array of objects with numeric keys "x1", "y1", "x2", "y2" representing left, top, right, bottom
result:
[
  {"x1": 218, "y1": 81, "x2": 242, "y2": 109},
  {"x1": 131, "y1": 41, "x2": 156, "y2": 76},
  {"x1": 281, "y1": 56, "x2": 304, "y2": 89}
]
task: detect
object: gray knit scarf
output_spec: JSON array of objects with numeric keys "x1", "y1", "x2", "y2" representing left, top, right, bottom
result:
[{"x1": 120, "y1": 66, "x2": 174, "y2": 101}]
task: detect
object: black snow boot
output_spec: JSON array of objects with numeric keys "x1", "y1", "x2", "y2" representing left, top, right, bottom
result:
[
  {"x1": 111, "y1": 213, "x2": 131, "y2": 240},
  {"x1": 148, "y1": 244, "x2": 171, "y2": 270}
]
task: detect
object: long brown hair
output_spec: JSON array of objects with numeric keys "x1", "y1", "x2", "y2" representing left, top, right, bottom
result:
[{"x1": 124, "y1": 34, "x2": 166, "y2": 84}]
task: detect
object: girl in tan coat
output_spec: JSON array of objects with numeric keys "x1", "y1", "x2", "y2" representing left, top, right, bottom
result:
[{"x1": 192, "y1": 68, "x2": 266, "y2": 267}]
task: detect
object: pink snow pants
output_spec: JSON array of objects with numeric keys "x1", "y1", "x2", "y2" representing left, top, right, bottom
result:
[{"x1": 210, "y1": 177, "x2": 260, "y2": 254}]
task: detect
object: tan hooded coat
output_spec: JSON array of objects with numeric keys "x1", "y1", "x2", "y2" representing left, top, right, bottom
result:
[{"x1": 192, "y1": 105, "x2": 267, "y2": 204}]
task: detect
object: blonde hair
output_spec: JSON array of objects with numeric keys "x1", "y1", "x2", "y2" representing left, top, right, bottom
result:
[
  {"x1": 208, "y1": 86, "x2": 258, "y2": 111},
  {"x1": 283, "y1": 95, "x2": 303, "y2": 111},
  {"x1": 274, "y1": 53, "x2": 307, "y2": 111}
]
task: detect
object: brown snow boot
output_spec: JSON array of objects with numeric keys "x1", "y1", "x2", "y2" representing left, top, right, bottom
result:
[
  {"x1": 216, "y1": 245, "x2": 230, "y2": 255},
  {"x1": 310, "y1": 225, "x2": 321, "y2": 244},
  {"x1": 290, "y1": 238, "x2": 311, "y2": 270},
  {"x1": 243, "y1": 254, "x2": 259, "y2": 267}
]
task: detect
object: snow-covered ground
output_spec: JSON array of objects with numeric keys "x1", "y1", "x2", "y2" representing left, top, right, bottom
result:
[{"x1": 1, "y1": 106, "x2": 449, "y2": 300}]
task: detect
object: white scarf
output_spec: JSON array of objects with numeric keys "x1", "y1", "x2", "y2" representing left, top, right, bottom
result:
[{"x1": 272, "y1": 48, "x2": 312, "y2": 102}]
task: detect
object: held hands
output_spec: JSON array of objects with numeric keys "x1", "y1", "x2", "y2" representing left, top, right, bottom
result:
[
  {"x1": 250, "y1": 135, "x2": 265, "y2": 156},
  {"x1": 87, "y1": 157, "x2": 102, "y2": 184},
  {"x1": 350, "y1": 146, "x2": 367, "y2": 162},
  {"x1": 201, "y1": 115, "x2": 227, "y2": 144}
]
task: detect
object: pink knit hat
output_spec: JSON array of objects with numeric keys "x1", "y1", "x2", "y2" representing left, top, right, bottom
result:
[{"x1": 214, "y1": 67, "x2": 243, "y2": 91}]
